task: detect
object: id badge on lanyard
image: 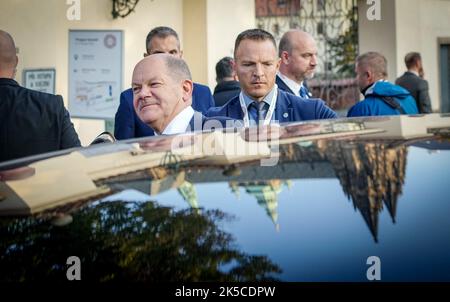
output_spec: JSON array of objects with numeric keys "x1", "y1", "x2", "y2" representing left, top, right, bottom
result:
[{"x1": 238, "y1": 86, "x2": 278, "y2": 128}]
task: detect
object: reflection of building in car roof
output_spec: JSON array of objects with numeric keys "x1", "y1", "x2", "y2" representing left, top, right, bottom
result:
[
  {"x1": 99, "y1": 139, "x2": 408, "y2": 242},
  {"x1": 230, "y1": 180, "x2": 291, "y2": 231},
  {"x1": 315, "y1": 140, "x2": 407, "y2": 243},
  {"x1": 1, "y1": 115, "x2": 450, "y2": 282}
]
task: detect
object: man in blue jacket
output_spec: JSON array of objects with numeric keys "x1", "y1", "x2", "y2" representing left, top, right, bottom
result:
[
  {"x1": 347, "y1": 52, "x2": 418, "y2": 117},
  {"x1": 114, "y1": 27, "x2": 214, "y2": 139},
  {"x1": 207, "y1": 29, "x2": 336, "y2": 126}
]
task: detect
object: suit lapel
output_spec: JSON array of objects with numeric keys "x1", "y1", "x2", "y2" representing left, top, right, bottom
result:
[
  {"x1": 188, "y1": 111, "x2": 205, "y2": 132},
  {"x1": 275, "y1": 90, "x2": 293, "y2": 123},
  {"x1": 228, "y1": 98, "x2": 244, "y2": 120},
  {"x1": 276, "y1": 75, "x2": 294, "y2": 95}
]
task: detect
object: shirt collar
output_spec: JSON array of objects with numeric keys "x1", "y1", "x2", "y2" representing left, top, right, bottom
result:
[
  {"x1": 363, "y1": 79, "x2": 387, "y2": 96},
  {"x1": 242, "y1": 84, "x2": 277, "y2": 108},
  {"x1": 155, "y1": 106, "x2": 194, "y2": 136},
  {"x1": 407, "y1": 69, "x2": 419, "y2": 77},
  {"x1": 277, "y1": 72, "x2": 303, "y2": 96}
]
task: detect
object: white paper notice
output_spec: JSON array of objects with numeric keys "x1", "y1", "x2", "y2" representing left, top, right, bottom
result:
[{"x1": 68, "y1": 30, "x2": 123, "y2": 119}]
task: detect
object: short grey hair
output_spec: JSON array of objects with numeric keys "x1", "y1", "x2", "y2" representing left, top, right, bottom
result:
[
  {"x1": 164, "y1": 55, "x2": 192, "y2": 82},
  {"x1": 145, "y1": 26, "x2": 180, "y2": 52},
  {"x1": 356, "y1": 51, "x2": 388, "y2": 78}
]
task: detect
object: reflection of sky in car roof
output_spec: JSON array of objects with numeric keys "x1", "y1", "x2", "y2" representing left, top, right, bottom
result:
[
  {"x1": 2, "y1": 115, "x2": 450, "y2": 281},
  {"x1": 114, "y1": 146, "x2": 450, "y2": 281}
]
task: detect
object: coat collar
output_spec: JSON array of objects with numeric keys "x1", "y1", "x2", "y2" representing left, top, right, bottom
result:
[
  {"x1": 213, "y1": 80, "x2": 240, "y2": 94},
  {"x1": 189, "y1": 111, "x2": 205, "y2": 131},
  {"x1": 0, "y1": 78, "x2": 19, "y2": 87},
  {"x1": 406, "y1": 70, "x2": 420, "y2": 77},
  {"x1": 228, "y1": 97, "x2": 245, "y2": 120},
  {"x1": 275, "y1": 74, "x2": 294, "y2": 95}
]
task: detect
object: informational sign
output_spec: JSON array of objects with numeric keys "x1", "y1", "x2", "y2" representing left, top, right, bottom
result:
[
  {"x1": 68, "y1": 30, "x2": 123, "y2": 119},
  {"x1": 23, "y1": 69, "x2": 56, "y2": 94}
]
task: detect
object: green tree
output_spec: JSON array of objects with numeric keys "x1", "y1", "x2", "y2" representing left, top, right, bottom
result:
[
  {"x1": 0, "y1": 200, "x2": 281, "y2": 282},
  {"x1": 327, "y1": 6, "x2": 358, "y2": 77}
]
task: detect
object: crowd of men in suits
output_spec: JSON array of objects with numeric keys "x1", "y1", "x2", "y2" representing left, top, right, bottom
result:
[{"x1": 0, "y1": 26, "x2": 432, "y2": 162}]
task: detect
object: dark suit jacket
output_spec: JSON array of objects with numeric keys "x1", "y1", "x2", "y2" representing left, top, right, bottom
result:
[
  {"x1": 213, "y1": 80, "x2": 240, "y2": 107},
  {"x1": 206, "y1": 88, "x2": 337, "y2": 122},
  {"x1": 188, "y1": 111, "x2": 234, "y2": 132},
  {"x1": 275, "y1": 74, "x2": 311, "y2": 97},
  {"x1": 0, "y1": 78, "x2": 81, "y2": 162},
  {"x1": 114, "y1": 83, "x2": 214, "y2": 139},
  {"x1": 395, "y1": 71, "x2": 432, "y2": 113}
]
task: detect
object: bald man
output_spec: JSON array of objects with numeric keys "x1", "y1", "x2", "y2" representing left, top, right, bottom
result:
[
  {"x1": 114, "y1": 26, "x2": 215, "y2": 140},
  {"x1": 0, "y1": 30, "x2": 80, "y2": 162},
  {"x1": 277, "y1": 30, "x2": 318, "y2": 99},
  {"x1": 132, "y1": 54, "x2": 229, "y2": 135}
]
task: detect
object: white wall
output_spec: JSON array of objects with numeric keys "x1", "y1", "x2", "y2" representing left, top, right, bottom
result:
[
  {"x1": 395, "y1": 0, "x2": 450, "y2": 111},
  {"x1": 0, "y1": 0, "x2": 183, "y2": 145},
  {"x1": 358, "y1": 0, "x2": 397, "y2": 83},
  {"x1": 358, "y1": 0, "x2": 450, "y2": 111},
  {"x1": 183, "y1": 0, "x2": 208, "y2": 85},
  {"x1": 206, "y1": 0, "x2": 255, "y2": 89}
]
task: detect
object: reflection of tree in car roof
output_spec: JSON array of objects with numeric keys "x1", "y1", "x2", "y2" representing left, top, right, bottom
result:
[{"x1": 0, "y1": 201, "x2": 282, "y2": 282}]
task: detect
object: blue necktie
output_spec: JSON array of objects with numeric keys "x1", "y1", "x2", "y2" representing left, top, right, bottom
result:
[
  {"x1": 299, "y1": 85, "x2": 309, "y2": 98},
  {"x1": 248, "y1": 102, "x2": 258, "y2": 124},
  {"x1": 248, "y1": 101, "x2": 266, "y2": 125}
]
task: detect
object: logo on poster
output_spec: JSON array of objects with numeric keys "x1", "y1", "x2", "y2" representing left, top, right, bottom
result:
[{"x1": 104, "y1": 34, "x2": 117, "y2": 49}]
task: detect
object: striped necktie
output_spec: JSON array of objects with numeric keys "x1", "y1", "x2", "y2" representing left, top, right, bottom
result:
[{"x1": 299, "y1": 85, "x2": 309, "y2": 98}]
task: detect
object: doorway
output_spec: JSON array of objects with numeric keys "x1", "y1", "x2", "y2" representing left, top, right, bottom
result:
[{"x1": 439, "y1": 41, "x2": 450, "y2": 113}]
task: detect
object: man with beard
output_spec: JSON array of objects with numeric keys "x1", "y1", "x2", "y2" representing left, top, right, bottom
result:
[{"x1": 276, "y1": 30, "x2": 317, "y2": 99}]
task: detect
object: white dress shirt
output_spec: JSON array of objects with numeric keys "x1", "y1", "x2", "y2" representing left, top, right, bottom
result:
[
  {"x1": 157, "y1": 106, "x2": 195, "y2": 136},
  {"x1": 277, "y1": 72, "x2": 304, "y2": 97},
  {"x1": 241, "y1": 84, "x2": 277, "y2": 125},
  {"x1": 408, "y1": 69, "x2": 419, "y2": 77}
]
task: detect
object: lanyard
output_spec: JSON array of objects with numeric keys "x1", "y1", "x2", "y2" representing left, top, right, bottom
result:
[{"x1": 239, "y1": 86, "x2": 278, "y2": 127}]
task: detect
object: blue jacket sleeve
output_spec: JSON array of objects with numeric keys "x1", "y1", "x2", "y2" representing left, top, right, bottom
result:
[
  {"x1": 192, "y1": 83, "x2": 214, "y2": 115},
  {"x1": 315, "y1": 100, "x2": 338, "y2": 119},
  {"x1": 347, "y1": 102, "x2": 370, "y2": 117},
  {"x1": 114, "y1": 89, "x2": 135, "y2": 140},
  {"x1": 206, "y1": 106, "x2": 223, "y2": 117}
]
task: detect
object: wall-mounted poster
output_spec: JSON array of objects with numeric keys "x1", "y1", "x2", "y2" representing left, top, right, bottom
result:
[
  {"x1": 68, "y1": 30, "x2": 123, "y2": 119},
  {"x1": 23, "y1": 68, "x2": 56, "y2": 94}
]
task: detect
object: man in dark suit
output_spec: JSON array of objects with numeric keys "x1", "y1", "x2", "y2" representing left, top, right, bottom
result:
[
  {"x1": 115, "y1": 81, "x2": 213, "y2": 139},
  {"x1": 0, "y1": 30, "x2": 80, "y2": 162},
  {"x1": 207, "y1": 29, "x2": 336, "y2": 125},
  {"x1": 114, "y1": 26, "x2": 215, "y2": 139},
  {"x1": 132, "y1": 54, "x2": 229, "y2": 136},
  {"x1": 213, "y1": 57, "x2": 240, "y2": 106},
  {"x1": 395, "y1": 52, "x2": 432, "y2": 113},
  {"x1": 276, "y1": 30, "x2": 317, "y2": 98}
]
